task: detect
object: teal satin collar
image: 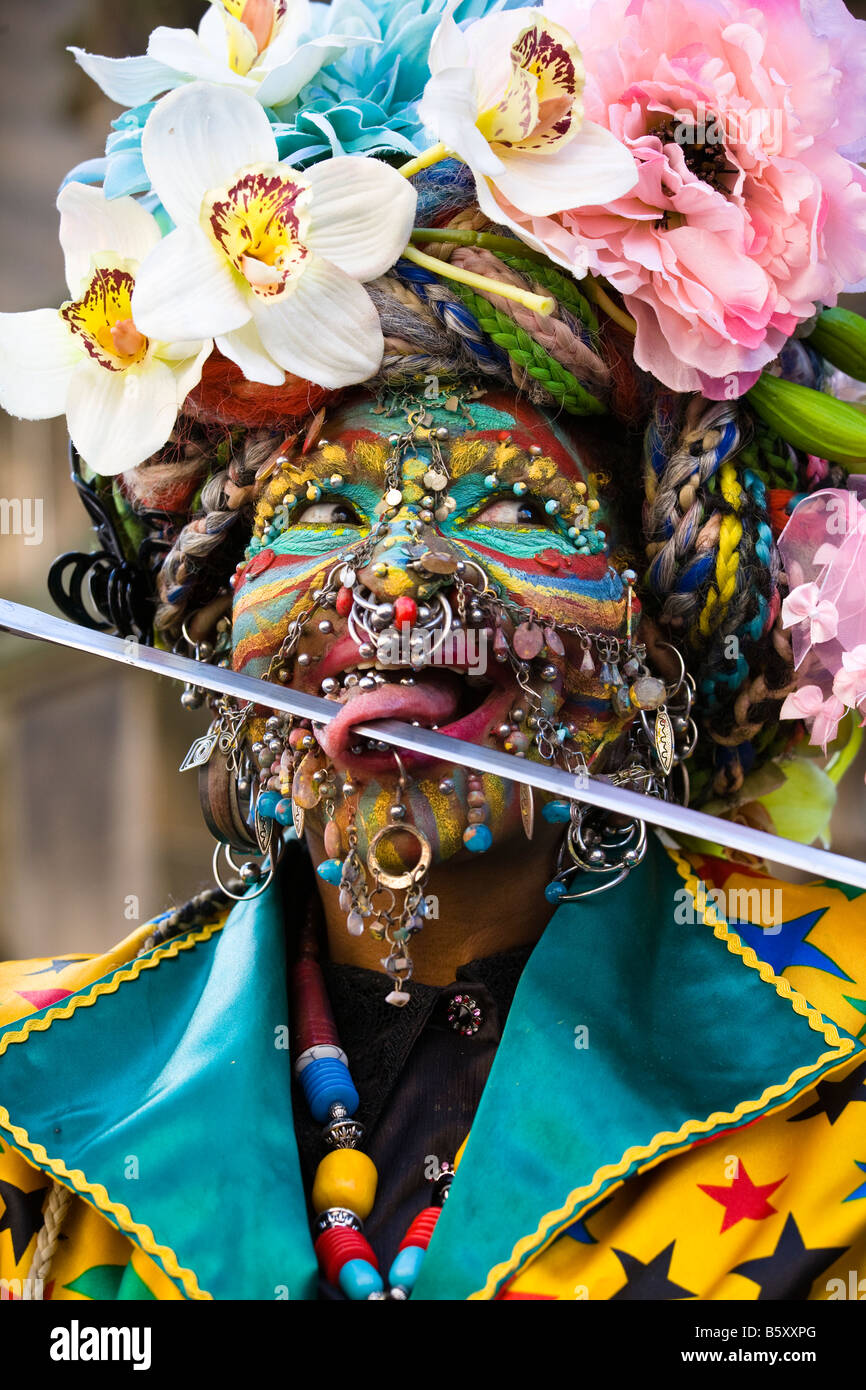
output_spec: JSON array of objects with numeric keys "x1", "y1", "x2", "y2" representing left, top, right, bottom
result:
[{"x1": 0, "y1": 837, "x2": 857, "y2": 1299}]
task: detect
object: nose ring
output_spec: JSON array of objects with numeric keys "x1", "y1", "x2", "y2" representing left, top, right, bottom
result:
[{"x1": 346, "y1": 582, "x2": 453, "y2": 667}]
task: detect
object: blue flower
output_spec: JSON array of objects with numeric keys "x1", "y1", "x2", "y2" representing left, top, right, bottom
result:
[{"x1": 61, "y1": 0, "x2": 525, "y2": 198}]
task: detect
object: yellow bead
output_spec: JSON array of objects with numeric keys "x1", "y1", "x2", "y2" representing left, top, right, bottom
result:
[{"x1": 312, "y1": 1149, "x2": 378, "y2": 1220}]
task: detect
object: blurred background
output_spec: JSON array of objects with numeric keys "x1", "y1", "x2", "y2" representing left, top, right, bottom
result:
[
  {"x1": 0, "y1": 0, "x2": 864, "y2": 959},
  {"x1": 0, "y1": 0, "x2": 213, "y2": 957}
]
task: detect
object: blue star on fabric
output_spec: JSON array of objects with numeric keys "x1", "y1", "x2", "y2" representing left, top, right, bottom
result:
[
  {"x1": 25, "y1": 957, "x2": 88, "y2": 976},
  {"x1": 728, "y1": 908, "x2": 851, "y2": 981},
  {"x1": 565, "y1": 1194, "x2": 613, "y2": 1245},
  {"x1": 843, "y1": 1162, "x2": 866, "y2": 1203},
  {"x1": 731, "y1": 1213, "x2": 846, "y2": 1299},
  {"x1": 611, "y1": 1241, "x2": 696, "y2": 1300}
]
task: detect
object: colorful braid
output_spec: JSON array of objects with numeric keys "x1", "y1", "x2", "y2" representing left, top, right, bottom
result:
[
  {"x1": 444, "y1": 281, "x2": 607, "y2": 416},
  {"x1": 393, "y1": 258, "x2": 509, "y2": 376},
  {"x1": 494, "y1": 252, "x2": 600, "y2": 340},
  {"x1": 447, "y1": 246, "x2": 612, "y2": 401},
  {"x1": 641, "y1": 393, "x2": 801, "y2": 798}
]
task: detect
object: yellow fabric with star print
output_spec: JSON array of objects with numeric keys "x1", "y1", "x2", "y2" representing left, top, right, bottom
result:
[{"x1": 0, "y1": 854, "x2": 865, "y2": 1302}]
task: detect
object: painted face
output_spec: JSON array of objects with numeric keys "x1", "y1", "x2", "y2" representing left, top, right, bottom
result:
[{"x1": 231, "y1": 389, "x2": 643, "y2": 865}]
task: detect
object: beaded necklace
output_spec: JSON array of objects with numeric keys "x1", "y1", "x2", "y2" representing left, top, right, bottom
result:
[{"x1": 291, "y1": 904, "x2": 455, "y2": 1300}]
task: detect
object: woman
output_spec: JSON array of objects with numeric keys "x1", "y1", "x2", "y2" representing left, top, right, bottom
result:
[{"x1": 0, "y1": 0, "x2": 865, "y2": 1303}]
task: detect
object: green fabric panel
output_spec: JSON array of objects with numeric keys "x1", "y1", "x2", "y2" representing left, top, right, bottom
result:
[
  {"x1": 413, "y1": 838, "x2": 860, "y2": 1300},
  {"x1": 64, "y1": 1263, "x2": 126, "y2": 1300},
  {"x1": 0, "y1": 884, "x2": 318, "y2": 1302}
]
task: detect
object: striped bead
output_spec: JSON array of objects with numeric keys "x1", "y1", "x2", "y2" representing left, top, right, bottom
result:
[
  {"x1": 398, "y1": 1205, "x2": 441, "y2": 1252},
  {"x1": 315, "y1": 1226, "x2": 379, "y2": 1285},
  {"x1": 297, "y1": 1055, "x2": 359, "y2": 1123}
]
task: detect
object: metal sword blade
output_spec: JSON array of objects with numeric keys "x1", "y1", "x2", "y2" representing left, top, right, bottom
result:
[{"x1": 1, "y1": 596, "x2": 865, "y2": 889}]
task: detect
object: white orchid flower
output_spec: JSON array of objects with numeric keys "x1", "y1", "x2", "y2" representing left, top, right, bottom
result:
[
  {"x1": 414, "y1": 6, "x2": 636, "y2": 240},
  {"x1": 70, "y1": 0, "x2": 370, "y2": 111},
  {"x1": 0, "y1": 184, "x2": 211, "y2": 477},
  {"x1": 131, "y1": 83, "x2": 417, "y2": 391}
]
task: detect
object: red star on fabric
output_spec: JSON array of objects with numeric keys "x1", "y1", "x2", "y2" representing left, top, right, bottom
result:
[
  {"x1": 15, "y1": 989, "x2": 72, "y2": 1009},
  {"x1": 691, "y1": 856, "x2": 768, "y2": 890},
  {"x1": 699, "y1": 1163, "x2": 786, "y2": 1233}
]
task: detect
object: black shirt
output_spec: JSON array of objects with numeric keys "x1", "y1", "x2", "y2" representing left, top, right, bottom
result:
[{"x1": 283, "y1": 852, "x2": 532, "y2": 1297}]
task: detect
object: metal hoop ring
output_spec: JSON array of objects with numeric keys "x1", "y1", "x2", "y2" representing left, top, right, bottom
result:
[
  {"x1": 212, "y1": 840, "x2": 278, "y2": 901},
  {"x1": 550, "y1": 865, "x2": 631, "y2": 902},
  {"x1": 657, "y1": 641, "x2": 686, "y2": 700},
  {"x1": 458, "y1": 558, "x2": 490, "y2": 595},
  {"x1": 367, "y1": 822, "x2": 432, "y2": 889}
]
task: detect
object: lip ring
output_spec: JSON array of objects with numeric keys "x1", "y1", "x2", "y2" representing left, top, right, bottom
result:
[{"x1": 366, "y1": 822, "x2": 432, "y2": 888}]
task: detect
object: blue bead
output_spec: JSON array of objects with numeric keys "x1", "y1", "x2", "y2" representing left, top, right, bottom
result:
[
  {"x1": 316, "y1": 857, "x2": 343, "y2": 884},
  {"x1": 542, "y1": 799, "x2": 571, "y2": 824},
  {"x1": 462, "y1": 824, "x2": 492, "y2": 853},
  {"x1": 299, "y1": 1056, "x2": 359, "y2": 1123},
  {"x1": 257, "y1": 790, "x2": 281, "y2": 820},
  {"x1": 388, "y1": 1244, "x2": 425, "y2": 1293},
  {"x1": 275, "y1": 798, "x2": 294, "y2": 827},
  {"x1": 338, "y1": 1259, "x2": 384, "y2": 1300},
  {"x1": 545, "y1": 880, "x2": 567, "y2": 904}
]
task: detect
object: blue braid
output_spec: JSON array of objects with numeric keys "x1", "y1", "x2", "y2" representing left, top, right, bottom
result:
[{"x1": 394, "y1": 259, "x2": 509, "y2": 375}]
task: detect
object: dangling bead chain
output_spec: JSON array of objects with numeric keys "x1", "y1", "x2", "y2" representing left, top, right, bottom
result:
[{"x1": 292, "y1": 902, "x2": 455, "y2": 1299}]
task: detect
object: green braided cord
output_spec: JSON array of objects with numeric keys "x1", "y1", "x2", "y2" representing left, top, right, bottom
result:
[
  {"x1": 739, "y1": 425, "x2": 798, "y2": 490},
  {"x1": 447, "y1": 281, "x2": 607, "y2": 416},
  {"x1": 495, "y1": 253, "x2": 600, "y2": 338}
]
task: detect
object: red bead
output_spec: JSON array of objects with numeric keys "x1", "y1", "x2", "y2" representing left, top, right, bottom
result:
[
  {"x1": 497, "y1": 430, "x2": 511, "y2": 442},
  {"x1": 398, "y1": 1205, "x2": 441, "y2": 1252},
  {"x1": 291, "y1": 958, "x2": 341, "y2": 1055},
  {"x1": 315, "y1": 1227, "x2": 379, "y2": 1285},
  {"x1": 393, "y1": 595, "x2": 418, "y2": 629},
  {"x1": 336, "y1": 586, "x2": 354, "y2": 617}
]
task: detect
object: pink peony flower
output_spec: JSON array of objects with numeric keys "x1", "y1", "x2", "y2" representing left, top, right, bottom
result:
[{"x1": 536, "y1": 0, "x2": 866, "y2": 396}]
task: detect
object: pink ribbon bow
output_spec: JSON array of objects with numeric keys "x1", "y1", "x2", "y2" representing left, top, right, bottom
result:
[
  {"x1": 833, "y1": 645, "x2": 866, "y2": 709},
  {"x1": 781, "y1": 582, "x2": 839, "y2": 645},
  {"x1": 780, "y1": 686, "x2": 845, "y2": 750}
]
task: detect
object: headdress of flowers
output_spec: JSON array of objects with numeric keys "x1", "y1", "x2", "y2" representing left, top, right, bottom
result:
[{"x1": 3, "y1": 0, "x2": 866, "y2": 740}]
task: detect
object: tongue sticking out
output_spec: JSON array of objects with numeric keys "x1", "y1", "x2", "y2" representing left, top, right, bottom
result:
[{"x1": 317, "y1": 674, "x2": 462, "y2": 759}]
